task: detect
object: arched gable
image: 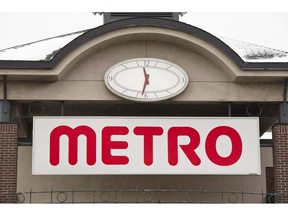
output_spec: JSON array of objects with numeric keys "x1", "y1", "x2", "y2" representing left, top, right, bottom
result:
[{"x1": 1, "y1": 18, "x2": 287, "y2": 82}]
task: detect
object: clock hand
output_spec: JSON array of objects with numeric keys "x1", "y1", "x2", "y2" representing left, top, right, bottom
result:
[
  {"x1": 141, "y1": 67, "x2": 150, "y2": 95},
  {"x1": 144, "y1": 67, "x2": 150, "y2": 85}
]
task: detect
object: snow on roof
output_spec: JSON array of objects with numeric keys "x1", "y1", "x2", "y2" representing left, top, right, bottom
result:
[
  {"x1": 0, "y1": 28, "x2": 288, "y2": 63},
  {"x1": 0, "y1": 30, "x2": 86, "y2": 61},
  {"x1": 220, "y1": 36, "x2": 288, "y2": 62}
]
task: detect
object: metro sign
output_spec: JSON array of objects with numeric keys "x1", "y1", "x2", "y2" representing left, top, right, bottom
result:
[{"x1": 32, "y1": 117, "x2": 260, "y2": 175}]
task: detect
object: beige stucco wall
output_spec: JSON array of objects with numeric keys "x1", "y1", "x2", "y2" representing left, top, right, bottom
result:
[{"x1": 16, "y1": 146, "x2": 273, "y2": 203}]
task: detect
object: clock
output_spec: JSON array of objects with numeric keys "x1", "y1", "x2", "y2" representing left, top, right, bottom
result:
[{"x1": 104, "y1": 58, "x2": 189, "y2": 102}]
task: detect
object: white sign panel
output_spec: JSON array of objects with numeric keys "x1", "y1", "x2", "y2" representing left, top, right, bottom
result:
[{"x1": 32, "y1": 117, "x2": 260, "y2": 175}]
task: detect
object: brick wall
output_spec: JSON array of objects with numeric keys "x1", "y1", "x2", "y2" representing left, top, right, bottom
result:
[
  {"x1": 272, "y1": 124, "x2": 288, "y2": 203},
  {"x1": 0, "y1": 123, "x2": 18, "y2": 203}
]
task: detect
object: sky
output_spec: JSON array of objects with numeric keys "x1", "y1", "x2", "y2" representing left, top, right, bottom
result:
[
  {"x1": 0, "y1": 1, "x2": 288, "y2": 52},
  {"x1": 0, "y1": 12, "x2": 288, "y2": 52}
]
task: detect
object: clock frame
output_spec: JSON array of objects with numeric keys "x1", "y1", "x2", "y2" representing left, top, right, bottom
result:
[{"x1": 104, "y1": 58, "x2": 189, "y2": 102}]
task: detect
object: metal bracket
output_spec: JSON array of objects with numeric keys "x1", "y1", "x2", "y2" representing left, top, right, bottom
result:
[
  {"x1": 0, "y1": 76, "x2": 11, "y2": 122},
  {"x1": 279, "y1": 78, "x2": 288, "y2": 123}
]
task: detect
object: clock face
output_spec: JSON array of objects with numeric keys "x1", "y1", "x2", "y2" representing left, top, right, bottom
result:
[{"x1": 104, "y1": 58, "x2": 189, "y2": 102}]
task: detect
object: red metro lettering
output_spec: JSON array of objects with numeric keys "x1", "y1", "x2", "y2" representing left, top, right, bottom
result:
[
  {"x1": 102, "y1": 126, "x2": 129, "y2": 165},
  {"x1": 168, "y1": 127, "x2": 201, "y2": 166},
  {"x1": 134, "y1": 126, "x2": 164, "y2": 166},
  {"x1": 49, "y1": 125, "x2": 243, "y2": 167},
  {"x1": 205, "y1": 126, "x2": 242, "y2": 166},
  {"x1": 50, "y1": 125, "x2": 96, "y2": 166}
]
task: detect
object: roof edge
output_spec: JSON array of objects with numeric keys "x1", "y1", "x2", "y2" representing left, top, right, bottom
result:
[{"x1": 0, "y1": 18, "x2": 287, "y2": 70}]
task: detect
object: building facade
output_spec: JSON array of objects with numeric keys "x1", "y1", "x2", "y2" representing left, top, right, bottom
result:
[{"x1": 1, "y1": 14, "x2": 288, "y2": 203}]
